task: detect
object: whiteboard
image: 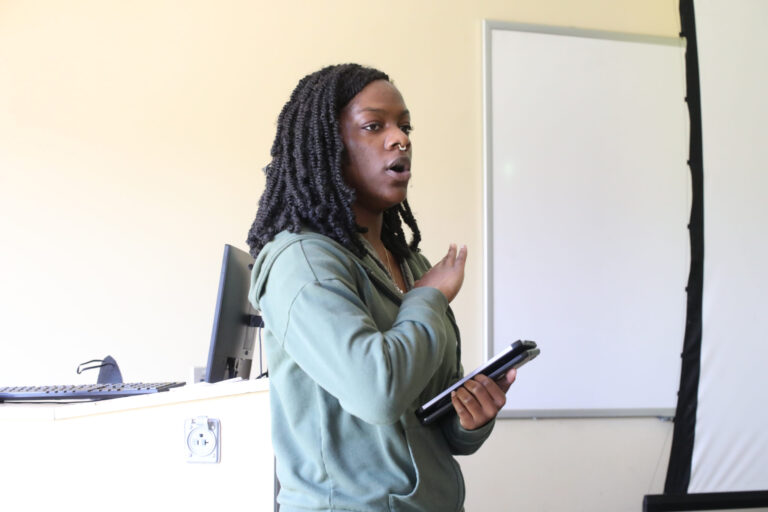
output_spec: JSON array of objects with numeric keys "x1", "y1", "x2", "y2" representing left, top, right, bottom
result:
[{"x1": 483, "y1": 22, "x2": 689, "y2": 417}]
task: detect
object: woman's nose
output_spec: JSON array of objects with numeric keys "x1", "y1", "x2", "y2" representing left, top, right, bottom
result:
[{"x1": 387, "y1": 128, "x2": 410, "y2": 150}]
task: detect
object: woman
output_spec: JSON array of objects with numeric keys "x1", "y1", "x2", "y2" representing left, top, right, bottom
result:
[{"x1": 246, "y1": 63, "x2": 516, "y2": 512}]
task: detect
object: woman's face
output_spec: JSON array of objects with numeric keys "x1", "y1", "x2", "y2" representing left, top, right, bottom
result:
[{"x1": 339, "y1": 79, "x2": 412, "y2": 218}]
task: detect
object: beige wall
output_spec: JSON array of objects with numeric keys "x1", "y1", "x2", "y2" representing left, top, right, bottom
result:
[{"x1": 0, "y1": 1, "x2": 679, "y2": 510}]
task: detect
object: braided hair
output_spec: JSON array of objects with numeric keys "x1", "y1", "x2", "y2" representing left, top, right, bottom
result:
[{"x1": 246, "y1": 63, "x2": 421, "y2": 259}]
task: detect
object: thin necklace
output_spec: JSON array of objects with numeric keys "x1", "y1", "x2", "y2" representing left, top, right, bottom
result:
[{"x1": 383, "y1": 248, "x2": 404, "y2": 294}]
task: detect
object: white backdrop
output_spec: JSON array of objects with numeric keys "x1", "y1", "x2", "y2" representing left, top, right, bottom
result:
[
  {"x1": 484, "y1": 22, "x2": 690, "y2": 417},
  {"x1": 689, "y1": 0, "x2": 768, "y2": 492}
]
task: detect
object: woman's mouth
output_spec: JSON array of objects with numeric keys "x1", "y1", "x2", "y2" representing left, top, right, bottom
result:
[
  {"x1": 387, "y1": 155, "x2": 411, "y2": 174},
  {"x1": 386, "y1": 156, "x2": 411, "y2": 180}
]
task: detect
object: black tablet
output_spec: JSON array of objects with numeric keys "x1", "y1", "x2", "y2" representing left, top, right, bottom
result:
[{"x1": 415, "y1": 340, "x2": 540, "y2": 426}]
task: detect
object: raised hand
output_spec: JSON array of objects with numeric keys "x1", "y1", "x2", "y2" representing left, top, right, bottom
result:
[{"x1": 414, "y1": 244, "x2": 467, "y2": 303}]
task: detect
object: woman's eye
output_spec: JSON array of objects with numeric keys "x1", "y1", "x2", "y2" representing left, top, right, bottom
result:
[
  {"x1": 401, "y1": 124, "x2": 413, "y2": 135},
  {"x1": 363, "y1": 123, "x2": 381, "y2": 132}
]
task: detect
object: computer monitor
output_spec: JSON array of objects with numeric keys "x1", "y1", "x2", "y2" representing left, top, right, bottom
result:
[{"x1": 204, "y1": 244, "x2": 263, "y2": 383}]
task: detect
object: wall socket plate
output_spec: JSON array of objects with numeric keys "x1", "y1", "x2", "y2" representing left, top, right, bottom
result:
[
  {"x1": 185, "y1": 416, "x2": 220, "y2": 463},
  {"x1": 189, "y1": 366, "x2": 206, "y2": 384}
]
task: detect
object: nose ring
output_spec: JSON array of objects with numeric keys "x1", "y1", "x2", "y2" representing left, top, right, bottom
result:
[{"x1": 397, "y1": 144, "x2": 407, "y2": 152}]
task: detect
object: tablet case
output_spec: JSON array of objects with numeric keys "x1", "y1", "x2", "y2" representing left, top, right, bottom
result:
[{"x1": 415, "y1": 340, "x2": 540, "y2": 426}]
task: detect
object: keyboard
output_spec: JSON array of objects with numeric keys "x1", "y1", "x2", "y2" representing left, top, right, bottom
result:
[{"x1": 0, "y1": 381, "x2": 186, "y2": 401}]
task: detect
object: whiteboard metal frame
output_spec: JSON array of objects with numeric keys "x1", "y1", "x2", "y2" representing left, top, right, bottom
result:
[{"x1": 482, "y1": 20, "x2": 683, "y2": 418}]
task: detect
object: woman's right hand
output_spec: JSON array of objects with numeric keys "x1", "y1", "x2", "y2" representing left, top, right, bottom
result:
[{"x1": 414, "y1": 244, "x2": 467, "y2": 303}]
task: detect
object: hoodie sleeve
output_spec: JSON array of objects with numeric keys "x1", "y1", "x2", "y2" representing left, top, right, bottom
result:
[
  {"x1": 440, "y1": 402, "x2": 496, "y2": 455},
  {"x1": 256, "y1": 237, "x2": 454, "y2": 426}
]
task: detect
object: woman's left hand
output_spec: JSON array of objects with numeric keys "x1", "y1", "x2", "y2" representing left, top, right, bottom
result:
[{"x1": 450, "y1": 368, "x2": 516, "y2": 430}]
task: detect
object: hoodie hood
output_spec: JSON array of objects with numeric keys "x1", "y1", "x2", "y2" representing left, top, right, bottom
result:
[
  {"x1": 249, "y1": 231, "x2": 323, "y2": 312},
  {"x1": 248, "y1": 230, "x2": 399, "y2": 313}
]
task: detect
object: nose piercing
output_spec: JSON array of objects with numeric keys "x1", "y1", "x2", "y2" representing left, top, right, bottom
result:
[{"x1": 397, "y1": 144, "x2": 407, "y2": 151}]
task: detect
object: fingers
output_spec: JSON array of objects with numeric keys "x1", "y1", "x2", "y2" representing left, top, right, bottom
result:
[
  {"x1": 474, "y1": 373, "x2": 510, "y2": 405},
  {"x1": 456, "y1": 244, "x2": 467, "y2": 267},
  {"x1": 436, "y1": 244, "x2": 457, "y2": 269},
  {"x1": 495, "y1": 368, "x2": 517, "y2": 394},
  {"x1": 451, "y1": 374, "x2": 508, "y2": 430},
  {"x1": 451, "y1": 390, "x2": 471, "y2": 425},
  {"x1": 452, "y1": 385, "x2": 497, "y2": 430},
  {"x1": 450, "y1": 372, "x2": 517, "y2": 430},
  {"x1": 444, "y1": 243, "x2": 457, "y2": 264},
  {"x1": 441, "y1": 244, "x2": 467, "y2": 268},
  {"x1": 414, "y1": 243, "x2": 468, "y2": 303}
]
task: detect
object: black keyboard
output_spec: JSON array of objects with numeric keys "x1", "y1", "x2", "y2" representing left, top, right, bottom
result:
[{"x1": 0, "y1": 381, "x2": 186, "y2": 401}]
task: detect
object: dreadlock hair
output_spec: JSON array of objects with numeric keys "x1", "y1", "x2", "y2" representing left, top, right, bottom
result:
[{"x1": 246, "y1": 63, "x2": 422, "y2": 260}]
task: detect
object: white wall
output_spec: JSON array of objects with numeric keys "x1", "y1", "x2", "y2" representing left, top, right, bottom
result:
[{"x1": 0, "y1": 1, "x2": 679, "y2": 510}]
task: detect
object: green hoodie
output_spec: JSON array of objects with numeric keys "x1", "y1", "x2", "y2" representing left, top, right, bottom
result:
[{"x1": 249, "y1": 230, "x2": 494, "y2": 512}]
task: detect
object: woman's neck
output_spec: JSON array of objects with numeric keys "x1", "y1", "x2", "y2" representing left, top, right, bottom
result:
[
  {"x1": 354, "y1": 206, "x2": 384, "y2": 248},
  {"x1": 354, "y1": 207, "x2": 407, "y2": 293}
]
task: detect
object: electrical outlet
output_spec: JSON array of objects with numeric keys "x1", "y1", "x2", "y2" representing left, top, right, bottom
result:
[
  {"x1": 188, "y1": 366, "x2": 206, "y2": 384},
  {"x1": 185, "y1": 416, "x2": 220, "y2": 463}
]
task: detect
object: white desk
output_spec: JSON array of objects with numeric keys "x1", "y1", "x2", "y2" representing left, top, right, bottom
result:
[{"x1": 0, "y1": 379, "x2": 274, "y2": 511}]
